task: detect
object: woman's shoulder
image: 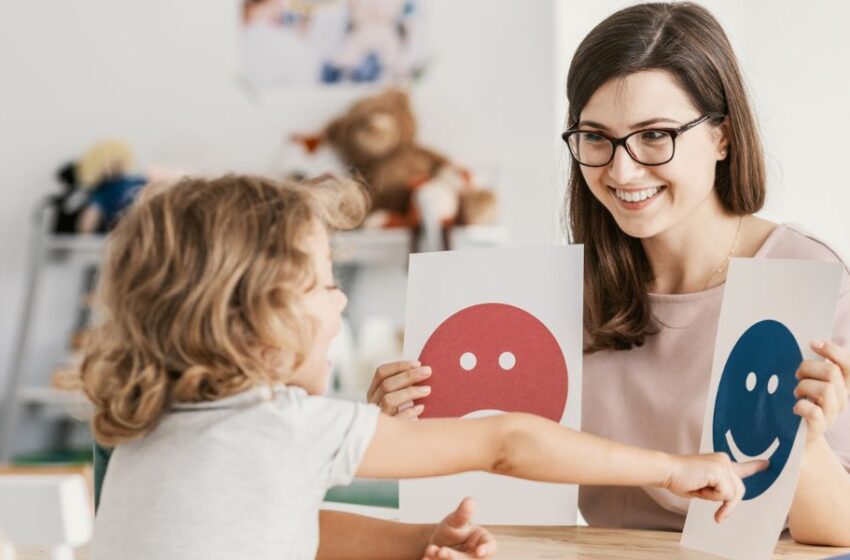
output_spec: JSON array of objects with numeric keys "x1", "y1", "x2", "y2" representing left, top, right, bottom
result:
[{"x1": 757, "y1": 222, "x2": 850, "y2": 281}]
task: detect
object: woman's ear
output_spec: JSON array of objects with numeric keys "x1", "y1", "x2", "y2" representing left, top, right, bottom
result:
[{"x1": 715, "y1": 118, "x2": 730, "y2": 161}]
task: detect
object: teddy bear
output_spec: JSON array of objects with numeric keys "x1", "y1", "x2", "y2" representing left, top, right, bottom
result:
[{"x1": 323, "y1": 88, "x2": 498, "y2": 249}]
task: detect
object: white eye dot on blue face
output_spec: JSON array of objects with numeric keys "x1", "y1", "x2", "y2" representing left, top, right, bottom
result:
[
  {"x1": 767, "y1": 374, "x2": 779, "y2": 395},
  {"x1": 498, "y1": 351, "x2": 516, "y2": 371},
  {"x1": 460, "y1": 352, "x2": 477, "y2": 371},
  {"x1": 746, "y1": 371, "x2": 757, "y2": 392}
]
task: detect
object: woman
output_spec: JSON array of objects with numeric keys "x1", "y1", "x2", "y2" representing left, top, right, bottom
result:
[{"x1": 369, "y1": 2, "x2": 850, "y2": 545}]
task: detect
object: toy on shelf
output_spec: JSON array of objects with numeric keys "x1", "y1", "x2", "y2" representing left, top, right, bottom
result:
[
  {"x1": 75, "y1": 139, "x2": 147, "y2": 233},
  {"x1": 321, "y1": 0, "x2": 423, "y2": 84},
  {"x1": 322, "y1": 88, "x2": 498, "y2": 250},
  {"x1": 46, "y1": 162, "x2": 90, "y2": 234}
]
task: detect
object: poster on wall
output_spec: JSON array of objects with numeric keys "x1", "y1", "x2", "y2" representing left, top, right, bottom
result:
[
  {"x1": 680, "y1": 258, "x2": 843, "y2": 560},
  {"x1": 399, "y1": 245, "x2": 584, "y2": 525},
  {"x1": 241, "y1": 0, "x2": 428, "y2": 86}
]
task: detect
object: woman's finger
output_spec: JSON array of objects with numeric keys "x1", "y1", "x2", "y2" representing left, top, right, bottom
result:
[
  {"x1": 797, "y1": 359, "x2": 844, "y2": 386},
  {"x1": 369, "y1": 360, "x2": 421, "y2": 396},
  {"x1": 810, "y1": 340, "x2": 850, "y2": 383},
  {"x1": 794, "y1": 398, "x2": 826, "y2": 435},
  {"x1": 380, "y1": 366, "x2": 432, "y2": 394},
  {"x1": 396, "y1": 404, "x2": 425, "y2": 419},
  {"x1": 380, "y1": 385, "x2": 431, "y2": 413}
]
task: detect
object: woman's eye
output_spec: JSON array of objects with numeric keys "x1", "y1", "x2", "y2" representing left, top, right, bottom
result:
[
  {"x1": 640, "y1": 130, "x2": 668, "y2": 142},
  {"x1": 583, "y1": 132, "x2": 606, "y2": 144}
]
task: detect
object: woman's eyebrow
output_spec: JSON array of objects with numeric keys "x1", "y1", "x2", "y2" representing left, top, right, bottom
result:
[{"x1": 576, "y1": 117, "x2": 681, "y2": 130}]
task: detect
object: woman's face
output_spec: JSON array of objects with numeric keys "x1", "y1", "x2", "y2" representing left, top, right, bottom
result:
[
  {"x1": 577, "y1": 70, "x2": 728, "y2": 240},
  {"x1": 290, "y1": 222, "x2": 348, "y2": 395}
]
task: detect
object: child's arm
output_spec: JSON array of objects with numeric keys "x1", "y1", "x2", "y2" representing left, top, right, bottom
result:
[
  {"x1": 318, "y1": 498, "x2": 495, "y2": 560},
  {"x1": 358, "y1": 413, "x2": 767, "y2": 522}
]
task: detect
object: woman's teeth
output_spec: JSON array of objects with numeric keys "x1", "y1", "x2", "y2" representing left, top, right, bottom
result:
[{"x1": 614, "y1": 186, "x2": 663, "y2": 202}]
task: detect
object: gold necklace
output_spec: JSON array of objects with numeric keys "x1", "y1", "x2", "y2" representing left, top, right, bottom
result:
[{"x1": 704, "y1": 216, "x2": 743, "y2": 290}]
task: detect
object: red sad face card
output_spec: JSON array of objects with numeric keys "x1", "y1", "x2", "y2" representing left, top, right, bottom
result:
[
  {"x1": 416, "y1": 303, "x2": 568, "y2": 422},
  {"x1": 400, "y1": 245, "x2": 583, "y2": 525}
]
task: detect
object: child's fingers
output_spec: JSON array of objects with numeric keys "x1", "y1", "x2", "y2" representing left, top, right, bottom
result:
[
  {"x1": 714, "y1": 501, "x2": 731, "y2": 523},
  {"x1": 469, "y1": 527, "x2": 496, "y2": 557},
  {"x1": 731, "y1": 459, "x2": 768, "y2": 479},
  {"x1": 441, "y1": 497, "x2": 475, "y2": 531},
  {"x1": 422, "y1": 544, "x2": 441, "y2": 560}
]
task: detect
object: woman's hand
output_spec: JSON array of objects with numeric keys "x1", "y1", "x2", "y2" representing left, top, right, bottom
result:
[
  {"x1": 664, "y1": 453, "x2": 768, "y2": 523},
  {"x1": 793, "y1": 340, "x2": 850, "y2": 444},
  {"x1": 423, "y1": 498, "x2": 496, "y2": 560},
  {"x1": 367, "y1": 360, "x2": 432, "y2": 418}
]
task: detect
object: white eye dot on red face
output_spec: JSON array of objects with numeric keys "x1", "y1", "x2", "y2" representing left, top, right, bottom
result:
[
  {"x1": 767, "y1": 374, "x2": 779, "y2": 395},
  {"x1": 459, "y1": 352, "x2": 477, "y2": 371},
  {"x1": 499, "y1": 351, "x2": 516, "y2": 371},
  {"x1": 746, "y1": 371, "x2": 757, "y2": 392}
]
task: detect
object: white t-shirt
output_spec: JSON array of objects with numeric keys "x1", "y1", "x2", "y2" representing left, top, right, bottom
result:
[{"x1": 91, "y1": 385, "x2": 381, "y2": 560}]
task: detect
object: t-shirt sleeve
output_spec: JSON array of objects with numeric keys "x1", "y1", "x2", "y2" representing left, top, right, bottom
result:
[
  {"x1": 825, "y1": 269, "x2": 850, "y2": 470},
  {"x1": 298, "y1": 396, "x2": 381, "y2": 489}
]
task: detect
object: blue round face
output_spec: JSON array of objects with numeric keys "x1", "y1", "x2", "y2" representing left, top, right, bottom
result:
[{"x1": 712, "y1": 319, "x2": 803, "y2": 500}]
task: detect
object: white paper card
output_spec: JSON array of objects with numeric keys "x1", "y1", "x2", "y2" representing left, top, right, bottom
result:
[
  {"x1": 399, "y1": 245, "x2": 584, "y2": 524},
  {"x1": 681, "y1": 258, "x2": 843, "y2": 559}
]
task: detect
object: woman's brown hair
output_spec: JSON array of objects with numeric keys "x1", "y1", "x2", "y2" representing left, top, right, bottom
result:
[
  {"x1": 81, "y1": 174, "x2": 367, "y2": 445},
  {"x1": 565, "y1": 2, "x2": 766, "y2": 352}
]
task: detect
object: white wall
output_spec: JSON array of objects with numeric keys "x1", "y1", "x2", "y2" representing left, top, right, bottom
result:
[
  {"x1": 0, "y1": 1, "x2": 560, "y2": 398},
  {"x1": 555, "y1": 0, "x2": 850, "y2": 255}
]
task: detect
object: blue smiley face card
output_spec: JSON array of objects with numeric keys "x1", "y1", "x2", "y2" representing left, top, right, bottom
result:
[{"x1": 682, "y1": 258, "x2": 842, "y2": 560}]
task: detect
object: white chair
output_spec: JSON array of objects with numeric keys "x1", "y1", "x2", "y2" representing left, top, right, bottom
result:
[{"x1": 0, "y1": 474, "x2": 92, "y2": 560}]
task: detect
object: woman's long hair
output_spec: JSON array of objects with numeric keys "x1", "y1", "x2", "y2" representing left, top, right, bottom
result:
[{"x1": 565, "y1": 2, "x2": 766, "y2": 352}]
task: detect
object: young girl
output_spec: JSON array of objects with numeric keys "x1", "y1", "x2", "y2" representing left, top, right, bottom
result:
[
  {"x1": 369, "y1": 1, "x2": 850, "y2": 547},
  {"x1": 82, "y1": 174, "x2": 761, "y2": 560}
]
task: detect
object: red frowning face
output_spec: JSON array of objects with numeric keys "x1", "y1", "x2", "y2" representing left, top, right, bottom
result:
[{"x1": 416, "y1": 303, "x2": 568, "y2": 422}]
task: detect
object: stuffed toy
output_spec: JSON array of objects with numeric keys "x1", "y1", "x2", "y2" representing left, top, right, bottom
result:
[
  {"x1": 321, "y1": 0, "x2": 412, "y2": 84},
  {"x1": 323, "y1": 88, "x2": 498, "y2": 247},
  {"x1": 47, "y1": 162, "x2": 91, "y2": 234},
  {"x1": 76, "y1": 139, "x2": 147, "y2": 233}
]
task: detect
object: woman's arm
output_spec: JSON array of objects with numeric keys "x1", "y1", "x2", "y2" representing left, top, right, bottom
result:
[
  {"x1": 789, "y1": 436, "x2": 850, "y2": 545},
  {"x1": 358, "y1": 412, "x2": 765, "y2": 522}
]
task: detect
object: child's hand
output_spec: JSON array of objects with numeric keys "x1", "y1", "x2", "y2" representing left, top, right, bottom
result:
[
  {"x1": 367, "y1": 360, "x2": 432, "y2": 418},
  {"x1": 423, "y1": 497, "x2": 496, "y2": 560},
  {"x1": 664, "y1": 453, "x2": 768, "y2": 523}
]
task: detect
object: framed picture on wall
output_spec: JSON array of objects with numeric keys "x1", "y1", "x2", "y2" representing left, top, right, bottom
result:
[{"x1": 241, "y1": 0, "x2": 429, "y2": 86}]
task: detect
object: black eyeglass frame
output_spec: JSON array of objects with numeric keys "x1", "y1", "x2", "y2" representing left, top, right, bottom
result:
[{"x1": 561, "y1": 113, "x2": 726, "y2": 167}]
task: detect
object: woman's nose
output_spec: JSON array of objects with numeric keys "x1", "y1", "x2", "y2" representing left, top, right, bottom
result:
[{"x1": 607, "y1": 144, "x2": 645, "y2": 186}]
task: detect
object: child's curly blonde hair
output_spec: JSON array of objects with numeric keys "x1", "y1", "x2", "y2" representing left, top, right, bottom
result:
[{"x1": 81, "y1": 174, "x2": 367, "y2": 445}]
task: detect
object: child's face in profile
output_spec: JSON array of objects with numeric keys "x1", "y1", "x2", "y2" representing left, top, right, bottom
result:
[{"x1": 289, "y1": 222, "x2": 348, "y2": 395}]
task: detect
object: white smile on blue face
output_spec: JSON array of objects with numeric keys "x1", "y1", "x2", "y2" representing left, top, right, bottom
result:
[{"x1": 725, "y1": 429, "x2": 780, "y2": 462}]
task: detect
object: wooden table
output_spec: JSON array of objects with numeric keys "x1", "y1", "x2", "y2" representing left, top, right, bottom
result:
[
  {"x1": 487, "y1": 526, "x2": 848, "y2": 559},
  {"x1": 7, "y1": 526, "x2": 849, "y2": 559}
]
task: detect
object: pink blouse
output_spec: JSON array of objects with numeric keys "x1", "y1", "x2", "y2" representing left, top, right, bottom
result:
[{"x1": 580, "y1": 223, "x2": 850, "y2": 530}]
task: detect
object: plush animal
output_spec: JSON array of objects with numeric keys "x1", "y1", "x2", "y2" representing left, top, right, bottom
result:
[
  {"x1": 321, "y1": 0, "x2": 411, "y2": 84},
  {"x1": 323, "y1": 89, "x2": 497, "y2": 245},
  {"x1": 47, "y1": 162, "x2": 90, "y2": 234},
  {"x1": 76, "y1": 140, "x2": 147, "y2": 233}
]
